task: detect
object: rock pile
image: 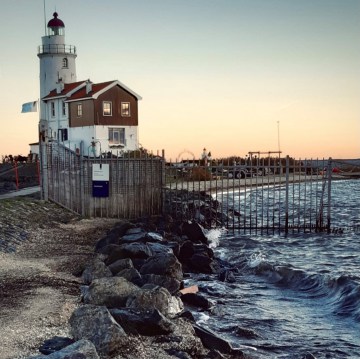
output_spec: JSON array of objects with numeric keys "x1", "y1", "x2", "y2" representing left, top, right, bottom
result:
[{"x1": 29, "y1": 218, "x2": 249, "y2": 359}]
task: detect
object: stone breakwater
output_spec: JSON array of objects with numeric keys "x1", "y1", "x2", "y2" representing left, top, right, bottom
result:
[{"x1": 28, "y1": 218, "x2": 250, "y2": 359}]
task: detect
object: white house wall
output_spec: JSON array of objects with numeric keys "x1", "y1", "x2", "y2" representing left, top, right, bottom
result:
[{"x1": 69, "y1": 125, "x2": 138, "y2": 157}]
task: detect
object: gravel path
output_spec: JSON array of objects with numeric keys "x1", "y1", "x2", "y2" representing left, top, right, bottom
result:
[{"x1": 0, "y1": 197, "x2": 118, "y2": 359}]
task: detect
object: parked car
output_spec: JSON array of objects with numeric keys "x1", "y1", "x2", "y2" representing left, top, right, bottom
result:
[{"x1": 227, "y1": 167, "x2": 248, "y2": 179}]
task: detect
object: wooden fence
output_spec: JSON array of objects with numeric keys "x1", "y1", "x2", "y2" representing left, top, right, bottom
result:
[{"x1": 40, "y1": 142, "x2": 164, "y2": 218}]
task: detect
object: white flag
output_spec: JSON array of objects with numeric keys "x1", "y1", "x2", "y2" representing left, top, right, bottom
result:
[{"x1": 21, "y1": 101, "x2": 38, "y2": 113}]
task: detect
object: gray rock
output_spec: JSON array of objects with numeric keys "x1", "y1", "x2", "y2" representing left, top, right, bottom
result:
[
  {"x1": 106, "y1": 242, "x2": 153, "y2": 265},
  {"x1": 107, "y1": 258, "x2": 134, "y2": 275},
  {"x1": 116, "y1": 267, "x2": 142, "y2": 285},
  {"x1": 140, "y1": 253, "x2": 183, "y2": 281},
  {"x1": 83, "y1": 277, "x2": 140, "y2": 308},
  {"x1": 69, "y1": 305, "x2": 126, "y2": 357},
  {"x1": 110, "y1": 307, "x2": 175, "y2": 336},
  {"x1": 142, "y1": 273, "x2": 181, "y2": 294},
  {"x1": 127, "y1": 285, "x2": 183, "y2": 317},
  {"x1": 30, "y1": 339, "x2": 100, "y2": 359},
  {"x1": 82, "y1": 258, "x2": 112, "y2": 285}
]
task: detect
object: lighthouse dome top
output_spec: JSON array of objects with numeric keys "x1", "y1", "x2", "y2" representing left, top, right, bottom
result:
[{"x1": 47, "y1": 12, "x2": 65, "y2": 36}]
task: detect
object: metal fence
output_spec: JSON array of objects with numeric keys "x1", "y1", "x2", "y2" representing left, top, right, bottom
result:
[
  {"x1": 40, "y1": 143, "x2": 359, "y2": 233},
  {"x1": 164, "y1": 157, "x2": 351, "y2": 234},
  {"x1": 41, "y1": 142, "x2": 164, "y2": 218}
]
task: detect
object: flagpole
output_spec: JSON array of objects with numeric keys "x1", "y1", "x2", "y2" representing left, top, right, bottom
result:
[{"x1": 43, "y1": 0, "x2": 47, "y2": 35}]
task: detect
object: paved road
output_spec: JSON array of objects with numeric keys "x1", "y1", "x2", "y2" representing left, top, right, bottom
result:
[{"x1": 0, "y1": 186, "x2": 40, "y2": 200}]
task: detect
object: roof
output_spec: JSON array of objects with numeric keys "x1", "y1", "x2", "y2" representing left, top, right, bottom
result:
[
  {"x1": 48, "y1": 12, "x2": 65, "y2": 28},
  {"x1": 42, "y1": 80, "x2": 142, "y2": 102}
]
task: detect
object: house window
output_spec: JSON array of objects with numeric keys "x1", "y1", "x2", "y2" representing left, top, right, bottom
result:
[
  {"x1": 62, "y1": 101, "x2": 66, "y2": 116},
  {"x1": 58, "y1": 128, "x2": 68, "y2": 141},
  {"x1": 121, "y1": 102, "x2": 130, "y2": 117},
  {"x1": 62, "y1": 58, "x2": 68, "y2": 68},
  {"x1": 103, "y1": 101, "x2": 112, "y2": 116},
  {"x1": 77, "y1": 103, "x2": 82, "y2": 117},
  {"x1": 109, "y1": 128, "x2": 125, "y2": 146},
  {"x1": 51, "y1": 102, "x2": 55, "y2": 117}
]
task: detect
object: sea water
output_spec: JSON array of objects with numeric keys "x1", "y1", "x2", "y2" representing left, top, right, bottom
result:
[{"x1": 187, "y1": 179, "x2": 360, "y2": 358}]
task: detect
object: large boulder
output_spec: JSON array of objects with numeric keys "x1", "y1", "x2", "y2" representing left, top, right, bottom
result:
[
  {"x1": 83, "y1": 277, "x2": 140, "y2": 308},
  {"x1": 107, "y1": 258, "x2": 134, "y2": 275},
  {"x1": 139, "y1": 253, "x2": 183, "y2": 281},
  {"x1": 116, "y1": 267, "x2": 142, "y2": 285},
  {"x1": 181, "y1": 221, "x2": 208, "y2": 245},
  {"x1": 142, "y1": 273, "x2": 181, "y2": 294},
  {"x1": 31, "y1": 339, "x2": 99, "y2": 359},
  {"x1": 82, "y1": 258, "x2": 112, "y2": 285},
  {"x1": 105, "y1": 243, "x2": 153, "y2": 265},
  {"x1": 126, "y1": 285, "x2": 183, "y2": 317},
  {"x1": 110, "y1": 308, "x2": 175, "y2": 336},
  {"x1": 193, "y1": 324, "x2": 244, "y2": 356},
  {"x1": 95, "y1": 221, "x2": 133, "y2": 252},
  {"x1": 69, "y1": 305, "x2": 126, "y2": 357},
  {"x1": 39, "y1": 337, "x2": 74, "y2": 355},
  {"x1": 181, "y1": 293, "x2": 213, "y2": 310},
  {"x1": 189, "y1": 253, "x2": 220, "y2": 274}
]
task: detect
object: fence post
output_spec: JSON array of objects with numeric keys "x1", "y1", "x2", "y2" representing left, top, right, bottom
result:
[
  {"x1": 40, "y1": 140, "x2": 49, "y2": 201},
  {"x1": 327, "y1": 157, "x2": 332, "y2": 234},
  {"x1": 285, "y1": 155, "x2": 289, "y2": 234},
  {"x1": 80, "y1": 141, "x2": 85, "y2": 216}
]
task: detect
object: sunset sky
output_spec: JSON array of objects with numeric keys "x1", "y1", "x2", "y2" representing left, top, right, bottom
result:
[{"x1": 0, "y1": 0, "x2": 359, "y2": 161}]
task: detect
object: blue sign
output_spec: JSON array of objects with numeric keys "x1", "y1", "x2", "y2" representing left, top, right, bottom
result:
[{"x1": 92, "y1": 180, "x2": 109, "y2": 197}]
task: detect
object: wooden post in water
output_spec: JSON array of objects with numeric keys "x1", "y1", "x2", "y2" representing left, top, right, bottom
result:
[
  {"x1": 327, "y1": 158, "x2": 332, "y2": 234},
  {"x1": 285, "y1": 155, "x2": 290, "y2": 234}
]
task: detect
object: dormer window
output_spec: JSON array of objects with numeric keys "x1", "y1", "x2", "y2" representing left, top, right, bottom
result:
[
  {"x1": 121, "y1": 102, "x2": 130, "y2": 117},
  {"x1": 62, "y1": 58, "x2": 68, "y2": 68},
  {"x1": 103, "y1": 101, "x2": 112, "y2": 116}
]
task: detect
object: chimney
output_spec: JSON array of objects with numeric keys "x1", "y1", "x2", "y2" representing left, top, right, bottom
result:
[{"x1": 86, "y1": 80, "x2": 92, "y2": 94}]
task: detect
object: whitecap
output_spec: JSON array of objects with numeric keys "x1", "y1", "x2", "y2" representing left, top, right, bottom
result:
[{"x1": 206, "y1": 227, "x2": 227, "y2": 249}]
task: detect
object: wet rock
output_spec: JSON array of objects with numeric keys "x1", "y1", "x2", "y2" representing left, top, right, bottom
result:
[
  {"x1": 107, "y1": 258, "x2": 134, "y2": 275},
  {"x1": 181, "y1": 293, "x2": 213, "y2": 310},
  {"x1": 83, "y1": 277, "x2": 140, "y2": 308},
  {"x1": 142, "y1": 273, "x2": 181, "y2": 294},
  {"x1": 32, "y1": 339, "x2": 99, "y2": 359},
  {"x1": 181, "y1": 221, "x2": 208, "y2": 245},
  {"x1": 39, "y1": 336, "x2": 75, "y2": 355},
  {"x1": 235, "y1": 326, "x2": 259, "y2": 339},
  {"x1": 127, "y1": 285, "x2": 183, "y2": 317},
  {"x1": 146, "y1": 232, "x2": 164, "y2": 242},
  {"x1": 193, "y1": 324, "x2": 244, "y2": 355},
  {"x1": 139, "y1": 253, "x2": 183, "y2": 281},
  {"x1": 189, "y1": 253, "x2": 220, "y2": 274},
  {"x1": 110, "y1": 307, "x2": 175, "y2": 335},
  {"x1": 82, "y1": 258, "x2": 112, "y2": 285},
  {"x1": 218, "y1": 269, "x2": 236, "y2": 283},
  {"x1": 69, "y1": 305, "x2": 126, "y2": 357}
]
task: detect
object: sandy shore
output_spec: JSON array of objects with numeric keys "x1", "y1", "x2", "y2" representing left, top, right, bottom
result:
[{"x1": 0, "y1": 197, "x2": 118, "y2": 359}]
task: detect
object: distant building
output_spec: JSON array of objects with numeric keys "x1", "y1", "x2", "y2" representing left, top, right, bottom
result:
[{"x1": 37, "y1": 12, "x2": 141, "y2": 156}]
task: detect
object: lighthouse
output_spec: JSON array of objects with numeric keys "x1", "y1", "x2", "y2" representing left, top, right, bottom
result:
[{"x1": 38, "y1": 12, "x2": 77, "y2": 124}]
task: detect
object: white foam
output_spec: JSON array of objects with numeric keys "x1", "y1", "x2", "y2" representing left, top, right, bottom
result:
[
  {"x1": 247, "y1": 252, "x2": 266, "y2": 268},
  {"x1": 206, "y1": 227, "x2": 227, "y2": 249}
]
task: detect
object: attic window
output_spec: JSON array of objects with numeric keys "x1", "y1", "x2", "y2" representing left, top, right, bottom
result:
[
  {"x1": 103, "y1": 101, "x2": 112, "y2": 116},
  {"x1": 121, "y1": 102, "x2": 130, "y2": 117},
  {"x1": 77, "y1": 103, "x2": 82, "y2": 117},
  {"x1": 62, "y1": 58, "x2": 68, "y2": 68}
]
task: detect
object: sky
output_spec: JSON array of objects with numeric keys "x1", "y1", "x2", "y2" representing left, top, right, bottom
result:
[{"x1": 0, "y1": 0, "x2": 359, "y2": 161}]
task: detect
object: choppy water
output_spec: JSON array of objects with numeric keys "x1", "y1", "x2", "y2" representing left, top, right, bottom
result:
[{"x1": 186, "y1": 179, "x2": 360, "y2": 358}]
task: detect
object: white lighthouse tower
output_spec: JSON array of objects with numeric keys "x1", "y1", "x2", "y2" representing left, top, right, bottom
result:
[{"x1": 38, "y1": 12, "x2": 77, "y2": 125}]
